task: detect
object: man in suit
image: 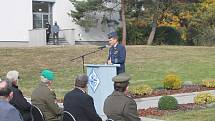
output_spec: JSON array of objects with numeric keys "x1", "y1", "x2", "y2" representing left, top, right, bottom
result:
[
  {"x1": 103, "y1": 73, "x2": 141, "y2": 121},
  {"x1": 107, "y1": 32, "x2": 126, "y2": 74},
  {"x1": 0, "y1": 80, "x2": 23, "y2": 121},
  {"x1": 31, "y1": 69, "x2": 63, "y2": 121},
  {"x1": 63, "y1": 74, "x2": 102, "y2": 121},
  {"x1": 7, "y1": 70, "x2": 32, "y2": 121}
]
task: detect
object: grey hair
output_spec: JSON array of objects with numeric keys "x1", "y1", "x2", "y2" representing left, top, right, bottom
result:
[
  {"x1": 6, "y1": 70, "x2": 19, "y2": 84},
  {"x1": 40, "y1": 76, "x2": 49, "y2": 83}
]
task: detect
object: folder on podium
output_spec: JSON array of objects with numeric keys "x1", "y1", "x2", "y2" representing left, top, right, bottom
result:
[{"x1": 85, "y1": 64, "x2": 120, "y2": 118}]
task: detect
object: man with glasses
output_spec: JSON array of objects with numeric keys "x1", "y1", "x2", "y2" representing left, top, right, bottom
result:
[{"x1": 107, "y1": 32, "x2": 126, "y2": 74}]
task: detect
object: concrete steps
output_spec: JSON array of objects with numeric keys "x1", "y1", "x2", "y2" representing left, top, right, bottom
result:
[{"x1": 47, "y1": 38, "x2": 70, "y2": 45}]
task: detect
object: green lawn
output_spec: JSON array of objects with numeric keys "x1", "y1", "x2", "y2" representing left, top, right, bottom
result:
[
  {"x1": 0, "y1": 45, "x2": 215, "y2": 99},
  {"x1": 161, "y1": 108, "x2": 215, "y2": 121}
]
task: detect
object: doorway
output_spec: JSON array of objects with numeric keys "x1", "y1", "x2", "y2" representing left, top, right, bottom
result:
[{"x1": 32, "y1": 1, "x2": 53, "y2": 28}]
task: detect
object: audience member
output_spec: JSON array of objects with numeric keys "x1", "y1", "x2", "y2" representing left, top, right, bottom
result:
[
  {"x1": 63, "y1": 74, "x2": 102, "y2": 121},
  {"x1": 31, "y1": 69, "x2": 63, "y2": 121},
  {"x1": 0, "y1": 80, "x2": 24, "y2": 121},
  {"x1": 103, "y1": 73, "x2": 141, "y2": 121},
  {"x1": 7, "y1": 70, "x2": 32, "y2": 121}
]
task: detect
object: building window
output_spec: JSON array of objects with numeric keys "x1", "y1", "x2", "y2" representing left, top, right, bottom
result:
[{"x1": 32, "y1": 1, "x2": 53, "y2": 28}]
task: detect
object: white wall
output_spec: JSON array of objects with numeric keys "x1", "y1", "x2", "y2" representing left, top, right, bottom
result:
[
  {"x1": 53, "y1": 0, "x2": 78, "y2": 29},
  {"x1": 0, "y1": 0, "x2": 32, "y2": 41},
  {"x1": 53, "y1": 0, "x2": 82, "y2": 41},
  {"x1": 52, "y1": 0, "x2": 108, "y2": 42}
]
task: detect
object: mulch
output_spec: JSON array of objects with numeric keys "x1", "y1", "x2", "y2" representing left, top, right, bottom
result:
[{"x1": 138, "y1": 103, "x2": 205, "y2": 117}]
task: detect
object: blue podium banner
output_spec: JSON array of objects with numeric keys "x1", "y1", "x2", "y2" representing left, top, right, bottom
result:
[{"x1": 89, "y1": 69, "x2": 100, "y2": 92}]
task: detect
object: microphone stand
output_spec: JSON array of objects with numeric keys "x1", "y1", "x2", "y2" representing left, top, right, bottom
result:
[{"x1": 70, "y1": 48, "x2": 106, "y2": 73}]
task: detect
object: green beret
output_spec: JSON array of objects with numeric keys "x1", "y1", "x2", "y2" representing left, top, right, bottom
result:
[
  {"x1": 112, "y1": 73, "x2": 131, "y2": 83},
  {"x1": 41, "y1": 69, "x2": 55, "y2": 81}
]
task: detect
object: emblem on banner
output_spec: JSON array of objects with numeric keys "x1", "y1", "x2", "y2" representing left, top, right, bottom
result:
[{"x1": 89, "y1": 69, "x2": 100, "y2": 92}]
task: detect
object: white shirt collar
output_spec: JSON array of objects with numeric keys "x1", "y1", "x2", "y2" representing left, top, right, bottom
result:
[
  {"x1": 114, "y1": 42, "x2": 118, "y2": 47},
  {"x1": 76, "y1": 87, "x2": 86, "y2": 93}
]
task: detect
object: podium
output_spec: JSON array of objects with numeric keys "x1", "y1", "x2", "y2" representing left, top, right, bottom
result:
[{"x1": 85, "y1": 64, "x2": 120, "y2": 118}]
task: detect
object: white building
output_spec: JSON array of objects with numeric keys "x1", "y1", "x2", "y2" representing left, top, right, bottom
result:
[{"x1": 0, "y1": 0, "x2": 119, "y2": 47}]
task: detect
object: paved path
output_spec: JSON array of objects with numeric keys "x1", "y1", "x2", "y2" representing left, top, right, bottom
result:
[
  {"x1": 141, "y1": 117, "x2": 165, "y2": 121},
  {"x1": 135, "y1": 90, "x2": 215, "y2": 109}
]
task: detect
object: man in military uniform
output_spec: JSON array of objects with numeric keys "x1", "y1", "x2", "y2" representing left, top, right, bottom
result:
[
  {"x1": 103, "y1": 73, "x2": 140, "y2": 121},
  {"x1": 31, "y1": 69, "x2": 63, "y2": 121},
  {"x1": 107, "y1": 32, "x2": 126, "y2": 74}
]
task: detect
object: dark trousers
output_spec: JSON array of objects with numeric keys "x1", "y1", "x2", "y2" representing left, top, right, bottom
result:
[{"x1": 46, "y1": 33, "x2": 50, "y2": 43}]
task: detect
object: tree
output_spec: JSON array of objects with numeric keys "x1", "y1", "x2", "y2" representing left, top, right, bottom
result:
[
  {"x1": 188, "y1": 0, "x2": 215, "y2": 45},
  {"x1": 138, "y1": 0, "x2": 174, "y2": 45},
  {"x1": 138, "y1": 0, "x2": 199, "y2": 45},
  {"x1": 69, "y1": 0, "x2": 128, "y2": 45}
]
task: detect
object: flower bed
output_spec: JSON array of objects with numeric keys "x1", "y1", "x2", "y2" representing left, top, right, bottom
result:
[
  {"x1": 130, "y1": 84, "x2": 215, "y2": 99},
  {"x1": 133, "y1": 84, "x2": 215, "y2": 117}
]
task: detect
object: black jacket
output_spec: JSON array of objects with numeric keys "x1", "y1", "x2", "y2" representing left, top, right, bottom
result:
[
  {"x1": 9, "y1": 84, "x2": 32, "y2": 121},
  {"x1": 63, "y1": 88, "x2": 102, "y2": 121}
]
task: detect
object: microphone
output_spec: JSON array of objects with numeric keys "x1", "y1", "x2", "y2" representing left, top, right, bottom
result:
[{"x1": 98, "y1": 45, "x2": 109, "y2": 50}]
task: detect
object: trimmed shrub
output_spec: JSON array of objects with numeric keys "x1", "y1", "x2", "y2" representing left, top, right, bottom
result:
[
  {"x1": 202, "y1": 80, "x2": 215, "y2": 88},
  {"x1": 163, "y1": 73, "x2": 182, "y2": 90},
  {"x1": 129, "y1": 85, "x2": 153, "y2": 96},
  {"x1": 194, "y1": 92, "x2": 215, "y2": 105},
  {"x1": 158, "y1": 96, "x2": 178, "y2": 110}
]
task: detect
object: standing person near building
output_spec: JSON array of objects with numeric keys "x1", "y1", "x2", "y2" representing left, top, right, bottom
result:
[
  {"x1": 107, "y1": 32, "x2": 126, "y2": 74},
  {"x1": 63, "y1": 74, "x2": 102, "y2": 121},
  {"x1": 0, "y1": 80, "x2": 24, "y2": 121},
  {"x1": 6, "y1": 70, "x2": 32, "y2": 121},
  {"x1": 31, "y1": 69, "x2": 63, "y2": 121},
  {"x1": 46, "y1": 22, "x2": 51, "y2": 43},
  {"x1": 52, "y1": 21, "x2": 60, "y2": 45},
  {"x1": 103, "y1": 73, "x2": 141, "y2": 121}
]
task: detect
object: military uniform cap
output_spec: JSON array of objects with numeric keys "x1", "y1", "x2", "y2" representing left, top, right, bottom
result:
[
  {"x1": 108, "y1": 32, "x2": 118, "y2": 39},
  {"x1": 112, "y1": 73, "x2": 131, "y2": 83}
]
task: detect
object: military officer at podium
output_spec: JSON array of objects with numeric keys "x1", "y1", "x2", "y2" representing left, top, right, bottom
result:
[{"x1": 107, "y1": 32, "x2": 126, "y2": 74}]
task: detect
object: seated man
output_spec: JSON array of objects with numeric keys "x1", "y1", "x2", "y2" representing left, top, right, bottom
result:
[
  {"x1": 7, "y1": 70, "x2": 32, "y2": 121},
  {"x1": 31, "y1": 69, "x2": 63, "y2": 121},
  {"x1": 103, "y1": 73, "x2": 141, "y2": 121},
  {"x1": 63, "y1": 74, "x2": 102, "y2": 121},
  {"x1": 0, "y1": 80, "x2": 23, "y2": 121}
]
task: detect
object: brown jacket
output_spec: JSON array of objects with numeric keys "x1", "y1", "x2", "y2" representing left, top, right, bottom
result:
[
  {"x1": 104, "y1": 91, "x2": 140, "y2": 121},
  {"x1": 31, "y1": 82, "x2": 62, "y2": 121}
]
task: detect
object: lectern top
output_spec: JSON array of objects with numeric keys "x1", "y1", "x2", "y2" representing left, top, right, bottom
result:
[{"x1": 84, "y1": 64, "x2": 120, "y2": 67}]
